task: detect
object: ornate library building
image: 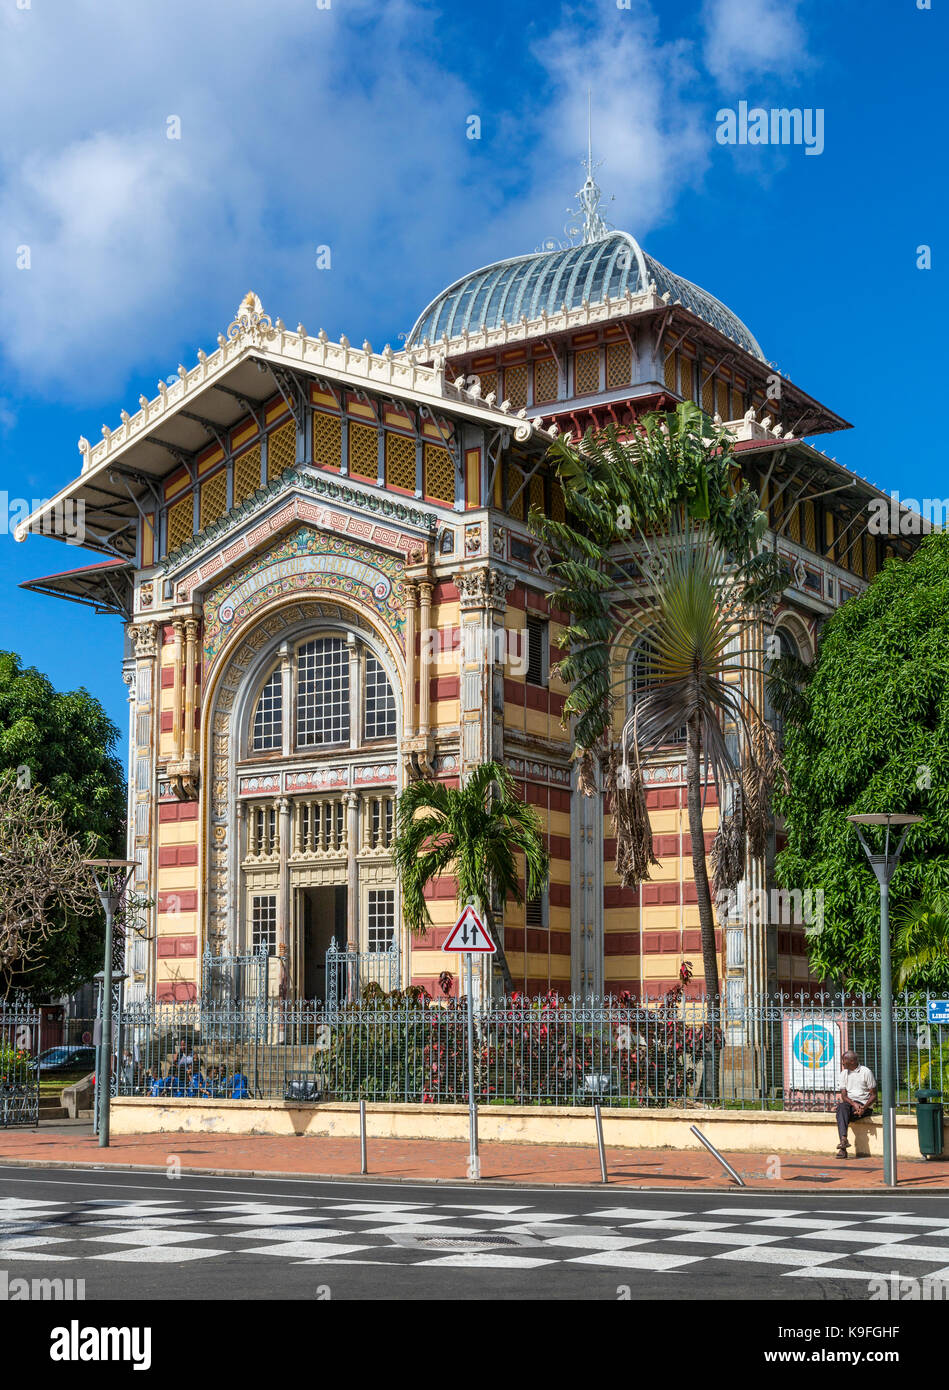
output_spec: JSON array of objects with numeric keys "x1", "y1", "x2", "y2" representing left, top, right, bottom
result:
[{"x1": 19, "y1": 163, "x2": 913, "y2": 1009}]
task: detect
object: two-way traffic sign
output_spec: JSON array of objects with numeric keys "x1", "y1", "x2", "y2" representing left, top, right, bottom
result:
[{"x1": 443, "y1": 905, "x2": 496, "y2": 954}]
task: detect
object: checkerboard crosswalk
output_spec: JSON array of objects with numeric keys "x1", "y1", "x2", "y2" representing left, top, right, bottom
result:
[{"x1": 0, "y1": 1195, "x2": 947, "y2": 1280}]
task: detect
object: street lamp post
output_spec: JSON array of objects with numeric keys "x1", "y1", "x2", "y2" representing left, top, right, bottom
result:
[
  {"x1": 847, "y1": 814, "x2": 922, "y2": 1188},
  {"x1": 84, "y1": 860, "x2": 136, "y2": 1149}
]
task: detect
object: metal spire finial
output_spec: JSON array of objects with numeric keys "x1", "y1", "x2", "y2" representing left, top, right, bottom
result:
[{"x1": 566, "y1": 89, "x2": 613, "y2": 245}]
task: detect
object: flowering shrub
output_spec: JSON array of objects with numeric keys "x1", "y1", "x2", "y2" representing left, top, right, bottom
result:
[{"x1": 0, "y1": 1041, "x2": 35, "y2": 1091}]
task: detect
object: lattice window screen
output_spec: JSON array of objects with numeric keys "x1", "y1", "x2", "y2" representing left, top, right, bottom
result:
[
  {"x1": 385, "y1": 433, "x2": 416, "y2": 491},
  {"x1": 679, "y1": 355, "x2": 694, "y2": 401},
  {"x1": 503, "y1": 364, "x2": 528, "y2": 410},
  {"x1": 349, "y1": 422, "x2": 378, "y2": 480},
  {"x1": 233, "y1": 444, "x2": 262, "y2": 506},
  {"x1": 423, "y1": 443, "x2": 454, "y2": 504},
  {"x1": 533, "y1": 358, "x2": 558, "y2": 404},
  {"x1": 803, "y1": 500, "x2": 817, "y2": 551},
  {"x1": 529, "y1": 473, "x2": 545, "y2": 516},
  {"x1": 474, "y1": 369, "x2": 498, "y2": 401},
  {"x1": 606, "y1": 341, "x2": 631, "y2": 390},
  {"x1": 865, "y1": 533, "x2": 877, "y2": 579},
  {"x1": 200, "y1": 471, "x2": 227, "y2": 530},
  {"x1": 702, "y1": 369, "x2": 715, "y2": 414},
  {"x1": 313, "y1": 411, "x2": 342, "y2": 469},
  {"x1": 267, "y1": 419, "x2": 296, "y2": 481},
  {"x1": 717, "y1": 381, "x2": 730, "y2": 420},
  {"x1": 550, "y1": 481, "x2": 566, "y2": 523},
  {"x1": 166, "y1": 494, "x2": 193, "y2": 553},
  {"x1": 575, "y1": 349, "x2": 600, "y2": 396}
]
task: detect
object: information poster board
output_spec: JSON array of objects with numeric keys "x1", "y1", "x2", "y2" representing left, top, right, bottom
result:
[{"x1": 782, "y1": 1016, "x2": 848, "y2": 1112}]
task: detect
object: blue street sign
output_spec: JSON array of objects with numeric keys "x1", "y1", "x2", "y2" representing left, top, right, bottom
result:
[{"x1": 927, "y1": 1000, "x2": 949, "y2": 1025}]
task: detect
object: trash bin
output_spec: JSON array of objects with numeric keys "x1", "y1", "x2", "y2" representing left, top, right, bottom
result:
[{"x1": 915, "y1": 1089, "x2": 944, "y2": 1159}]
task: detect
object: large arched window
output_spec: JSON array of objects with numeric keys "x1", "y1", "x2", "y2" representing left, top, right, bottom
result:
[
  {"x1": 251, "y1": 668, "x2": 283, "y2": 752},
  {"x1": 297, "y1": 637, "x2": 351, "y2": 747},
  {"x1": 244, "y1": 632, "x2": 398, "y2": 756}
]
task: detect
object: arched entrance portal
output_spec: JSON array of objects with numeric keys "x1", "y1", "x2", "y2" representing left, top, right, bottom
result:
[{"x1": 203, "y1": 598, "x2": 405, "y2": 1000}]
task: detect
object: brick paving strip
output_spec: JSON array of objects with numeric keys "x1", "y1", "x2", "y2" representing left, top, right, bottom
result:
[{"x1": 0, "y1": 1129, "x2": 948, "y2": 1190}]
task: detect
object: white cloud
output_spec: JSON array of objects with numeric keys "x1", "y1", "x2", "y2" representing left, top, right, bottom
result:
[{"x1": 702, "y1": 0, "x2": 810, "y2": 89}]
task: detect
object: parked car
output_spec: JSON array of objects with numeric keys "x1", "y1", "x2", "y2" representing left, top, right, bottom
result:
[{"x1": 34, "y1": 1046, "x2": 96, "y2": 1074}]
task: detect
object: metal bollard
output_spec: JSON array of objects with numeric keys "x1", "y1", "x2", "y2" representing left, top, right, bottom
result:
[
  {"x1": 359, "y1": 1098, "x2": 368, "y2": 1175},
  {"x1": 594, "y1": 1102, "x2": 608, "y2": 1183}
]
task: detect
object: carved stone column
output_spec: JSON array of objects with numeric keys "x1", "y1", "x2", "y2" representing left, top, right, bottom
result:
[
  {"x1": 277, "y1": 796, "x2": 291, "y2": 966},
  {"x1": 453, "y1": 565, "x2": 514, "y2": 779},
  {"x1": 403, "y1": 582, "x2": 418, "y2": 740},
  {"x1": 417, "y1": 580, "x2": 433, "y2": 738},
  {"x1": 346, "y1": 791, "x2": 360, "y2": 951}
]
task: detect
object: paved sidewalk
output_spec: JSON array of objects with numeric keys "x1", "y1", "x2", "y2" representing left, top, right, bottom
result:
[{"x1": 0, "y1": 1127, "x2": 947, "y2": 1190}]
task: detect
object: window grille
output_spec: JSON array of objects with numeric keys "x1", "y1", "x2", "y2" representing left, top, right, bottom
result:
[
  {"x1": 364, "y1": 653, "x2": 396, "y2": 739},
  {"x1": 200, "y1": 471, "x2": 227, "y2": 530},
  {"x1": 166, "y1": 494, "x2": 193, "y2": 553},
  {"x1": 575, "y1": 348, "x2": 600, "y2": 397},
  {"x1": 385, "y1": 432, "x2": 416, "y2": 491},
  {"x1": 503, "y1": 363, "x2": 528, "y2": 410},
  {"x1": 267, "y1": 419, "x2": 296, "y2": 481},
  {"x1": 533, "y1": 357, "x2": 558, "y2": 404},
  {"x1": 473, "y1": 369, "x2": 498, "y2": 401},
  {"x1": 252, "y1": 668, "x2": 283, "y2": 751},
  {"x1": 525, "y1": 616, "x2": 547, "y2": 686},
  {"x1": 423, "y1": 443, "x2": 454, "y2": 504},
  {"x1": 679, "y1": 355, "x2": 694, "y2": 402},
  {"x1": 606, "y1": 341, "x2": 631, "y2": 390},
  {"x1": 349, "y1": 422, "x2": 378, "y2": 481},
  {"x1": 663, "y1": 351, "x2": 677, "y2": 393},
  {"x1": 313, "y1": 411, "x2": 342, "y2": 469},
  {"x1": 297, "y1": 638, "x2": 350, "y2": 747},
  {"x1": 525, "y1": 892, "x2": 545, "y2": 927},
  {"x1": 233, "y1": 443, "x2": 262, "y2": 506},
  {"x1": 251, "y1": 894, "x2": 277, "y2": 954},
  {"x1": 367, "y1": 889, "x2": 395, "y2": 952}
]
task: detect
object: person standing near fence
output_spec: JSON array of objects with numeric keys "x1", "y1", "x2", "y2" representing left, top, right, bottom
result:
[{"x1": 835, "y1": 1050, "x2": 877, "y2": 1157}]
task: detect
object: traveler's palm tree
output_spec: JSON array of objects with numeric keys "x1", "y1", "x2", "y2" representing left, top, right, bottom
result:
[
  {"x1": 394, "y1": 761, "x2": 550, "y2": 997},
  {"x1": 893, "y1": 893, "x2": 949, "y2": 991},
  {"x1": 530, "y1": 401, "x2": 787, "y2": 999}
]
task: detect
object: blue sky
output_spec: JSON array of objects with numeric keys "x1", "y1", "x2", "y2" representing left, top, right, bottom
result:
[{"x1": 0, "y1": 0, "x2": 944, "y2": 738}]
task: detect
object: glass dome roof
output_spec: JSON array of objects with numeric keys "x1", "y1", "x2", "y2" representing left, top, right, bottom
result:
[{"x1": 405, "y1": 231, "x2": 765, "y2": 362}]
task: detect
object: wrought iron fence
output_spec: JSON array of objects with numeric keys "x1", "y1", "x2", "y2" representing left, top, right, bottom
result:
[
  {"x1": 325, "y1": 940, "x2": 400, "y2": 1010},
  {"x1": 115, "y1": 990, "x2": 949, "y2": 1111},
  {"x1": 0, "y1": 999, "x2": 40, "y2": 1127}
]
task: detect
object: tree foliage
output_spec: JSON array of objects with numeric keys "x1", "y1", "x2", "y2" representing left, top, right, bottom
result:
[
  {"x1": 0, "y1": 772, "x2": 97, "y2": 994},
  {"x1": 776, "y1": 533, "x2": 949, "y2": 991},
  {"x1": 0, "y1": 652, "x2": 125, "y2": 995},
  {"x1": 393, "y1": 762, "x2": 550, "y2": 995}
]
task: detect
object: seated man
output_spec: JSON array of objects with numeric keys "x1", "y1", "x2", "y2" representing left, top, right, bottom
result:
[
  {"x1": 230, "y1": 1067, "x2": 249, "y2": 1099},
  {"x1": 835, "y1": 1050, "x2": 877, "y2": 1157}
]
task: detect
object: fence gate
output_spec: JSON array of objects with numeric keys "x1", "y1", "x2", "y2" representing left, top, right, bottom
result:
[
  {"x1": 0, "y1": 998, "x2": 40, "y2": 1127},
  {"x1": 325, "y1": 939, "x2": 400, "y2": 1011}
]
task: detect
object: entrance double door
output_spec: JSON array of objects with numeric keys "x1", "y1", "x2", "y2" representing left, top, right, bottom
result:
[{"x1": 297, "y1": 885, "x2": 346, "y2": 1003}]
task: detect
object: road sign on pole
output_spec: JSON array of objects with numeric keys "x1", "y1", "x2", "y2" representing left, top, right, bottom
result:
[
  {"x1": 443, "y1": 905, "x2": 496, "y2": 954},
  {"x1": 444, "y1": 904, "x2": 495, "y2": 1181}
]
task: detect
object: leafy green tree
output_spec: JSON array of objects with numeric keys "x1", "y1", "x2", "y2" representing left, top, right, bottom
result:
[
  {"x1": 531, "y1": 402, "x2": 787, "y2": 999},
  {"x1": 775, "y1": 533, "x2": 949, "y2": 991},
  {"x1": 892, "y1": 892, "x2": 949, "y2": 992},
  {"x1": 393, "y1": 761, "x2": 550, "y2": 996},
  {"x1": 0, "y1": 651, "x2": 125, "y2": 996}
]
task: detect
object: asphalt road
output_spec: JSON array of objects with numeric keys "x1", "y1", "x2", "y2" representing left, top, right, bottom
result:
[{"x1": 0, "y1": 1165, "x2": 947, "y2": 1303}]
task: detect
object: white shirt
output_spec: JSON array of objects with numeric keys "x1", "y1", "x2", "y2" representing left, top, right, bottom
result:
[{"x1": 838, "y1": 1065, "x2": 876, "y2": 1107}]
